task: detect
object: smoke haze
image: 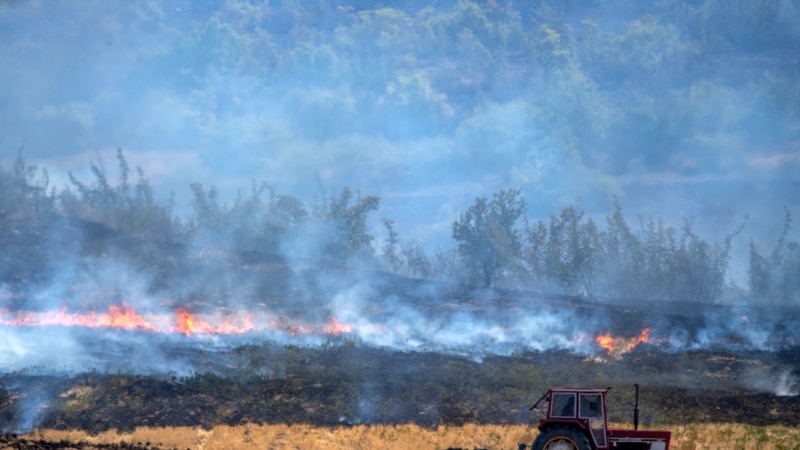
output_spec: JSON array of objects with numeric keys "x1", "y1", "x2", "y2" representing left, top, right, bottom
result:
[{"x1": 1, "y1": 2, "x2": 799, "y2": 426}]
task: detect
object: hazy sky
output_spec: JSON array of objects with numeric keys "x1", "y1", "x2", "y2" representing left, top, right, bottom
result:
[{"x1": 1, "y1": 0, "x2": 798, "y2": 281}]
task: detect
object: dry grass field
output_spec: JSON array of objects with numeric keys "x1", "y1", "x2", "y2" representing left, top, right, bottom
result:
[{"x1": 25, "y1": 423, "x2": 800, "y2": 450}]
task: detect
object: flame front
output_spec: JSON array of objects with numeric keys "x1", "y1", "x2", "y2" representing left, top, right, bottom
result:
[
  {"x1": 174, "y1": 308, "x2": 256, "y2": 335},
  {"x1": 99, "y1": 303, "x2": 157, "y2": 331},
  {"x1": 323, "y1": 317, "x2": 353, "y2": 335},
  {"x1": 0, "y1": 303, "x2": 353, "y2": 338},
  {"x1": 0, "y1": 302, "x2": 155, "y2": 332},
  {"x1": 595, "y1": 328, "x2": 650, "y2": 358}
]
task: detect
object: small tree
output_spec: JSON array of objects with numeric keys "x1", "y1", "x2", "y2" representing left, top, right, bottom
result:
[
  {"x1": 523, "y1": 199, "x2": 604, "y2": 296},
  {"x1": 602, "y1": 199, "x2": 645, "y2": 299},
  {"x1": 401, "y1": 240, "x2": 433, "y2": 279},
  {"x1": 0, "y1": 150, "x2": 55, "y2": 220},
  {"x1": 264, "y1": 194, "x2": 308, "y2": 252},
  {"x1": 432, "y1": 246, "x2": 460, "y2": 280},
  {"x1": 452, "y1": 188, "x2": 525, "y2": 287},
  {"x1": 315, "y1": 187, "x2": 380, "y2": 259},
  {"x1": 381, "y1": 218, "x2": 401, "y2": 271},
  {"x1": 191, "y1": 181, "x2": 308, "y2": 253},
  {"x1": 190, "y1": 183, "x2": 225, "y2": 234},
  {"x1": 749, "y1": 208, "x2": 799, "y2": 304},
  {"x1": 63, "y1": 148, "x2": 183, "y2": 241}
]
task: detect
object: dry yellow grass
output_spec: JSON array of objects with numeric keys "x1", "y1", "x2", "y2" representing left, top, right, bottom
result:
[{"x1": 29, "y1": 423, "x2": 800, "y2": 450}]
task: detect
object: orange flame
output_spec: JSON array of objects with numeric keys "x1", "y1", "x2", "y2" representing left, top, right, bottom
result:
[
  {"x1": 174, "y1": 308, "x2": 255, "y2": 335},
  {"x1": 1, "y1": 303, "x2": 355, "y2": 338},
  {"x1": 595, "y1": 328, "x2": 650, "y2": 358},
  {"x1": 175, "y1": 308, "x2": 212, "y2": 335},
  {"x1": 322, "y1": 317, "x2": 353, "y2": 336},
  {"x1": 1, "y1": 303, "x2": 155, "y2": 332},
  {"x1": 99, "y1": 303, "x2": 157, "y2": 331}
]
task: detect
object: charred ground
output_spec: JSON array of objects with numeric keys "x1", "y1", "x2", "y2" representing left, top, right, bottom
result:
[{"x1": 1, "y1": 344, "x2": 800, "y2": 434}]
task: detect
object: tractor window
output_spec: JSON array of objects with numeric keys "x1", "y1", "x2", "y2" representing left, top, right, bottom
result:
[
  {"x1": 550, "y1": 393, "x2": 576, "y2": 418},
  {"x1": 579, "y1": 393, "x2": 603, "y2": 418}
]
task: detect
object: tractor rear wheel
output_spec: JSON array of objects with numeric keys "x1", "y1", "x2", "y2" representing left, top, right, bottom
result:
[{"x1": 531, "y1": 426, "x2": 592, "y2": 450}]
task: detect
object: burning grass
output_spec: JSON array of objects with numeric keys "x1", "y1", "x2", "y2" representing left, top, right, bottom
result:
[
  {"x1": 0, "y1": 303, "x2": 354, "y2": 338},
  {"x1": 17, "y1": 423, "x2": 800, "y2": 449}
]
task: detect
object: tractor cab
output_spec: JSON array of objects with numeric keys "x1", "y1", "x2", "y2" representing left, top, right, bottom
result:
[
  {"x1": 527, "y1": 385, "x2": 671, "y2": 450},
  {"x1": 534, "y1": 388, "x2": 609, "y2": 449}
]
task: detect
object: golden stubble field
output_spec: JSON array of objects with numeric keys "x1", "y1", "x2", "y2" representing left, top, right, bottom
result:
[{"x1": 27, "y1": 422, "x2": 800, "y2": 450}]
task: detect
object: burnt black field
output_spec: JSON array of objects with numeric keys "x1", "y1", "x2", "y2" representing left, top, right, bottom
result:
[{"x1": 1, "y1": 336, "x2": 799, "y2": 434}]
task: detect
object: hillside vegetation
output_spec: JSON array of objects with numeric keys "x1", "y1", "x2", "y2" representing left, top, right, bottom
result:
[
  {"x1": 2, "y1": 0, "x2": 800, "y2": 305},
  {"x1": 2, "y1": 148, "x2": 798, "y2": 305}
]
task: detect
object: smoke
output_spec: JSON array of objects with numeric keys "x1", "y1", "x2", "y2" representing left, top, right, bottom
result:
[
  {"x1": 10, "y1": 384, "x2": 51, "y2": 433},
  {"x1": 651, "y1": 303, "x2": 800, "y2": 352},
  {"x1": 2, "y1": 244, "x2": 800, "y2": 376},
  {"x1": 0, "y1": 196, "x2": 797, "y2": 376},
  {"x1": 775, "y1": 372, "x2": 799, "y2": 397},
  {"x1": 744, "y1": 369, "x2": 799, "y2": 397}
]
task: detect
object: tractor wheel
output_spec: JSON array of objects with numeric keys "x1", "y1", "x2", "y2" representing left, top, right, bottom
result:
[{"x1": 531, "y1": 426, "x2": 591, "y2": 450}]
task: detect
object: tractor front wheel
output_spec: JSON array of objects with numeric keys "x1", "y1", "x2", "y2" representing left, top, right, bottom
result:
[{"x1": 531, "y1": 426, "x2": 592, "y2": 450}]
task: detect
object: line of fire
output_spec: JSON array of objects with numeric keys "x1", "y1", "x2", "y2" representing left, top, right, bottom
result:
[
  {"x1": 0, "y1": 302, "x2": 652, "y2": 357},
  {"x1": 0, "y1": 303, "x2": 353, "y2": 337}
]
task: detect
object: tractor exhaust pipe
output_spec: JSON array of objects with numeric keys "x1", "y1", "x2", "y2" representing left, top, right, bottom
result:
[{"x1": 633, "y1": 383, "x2": 640, "y2": 431}]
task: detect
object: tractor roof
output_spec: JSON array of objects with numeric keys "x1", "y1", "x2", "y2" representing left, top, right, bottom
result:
[{"x1": 549, "y1": 387, "x2": 610, "y2": 394}]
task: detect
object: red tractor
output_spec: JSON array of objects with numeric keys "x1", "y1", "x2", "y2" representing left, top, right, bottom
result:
[{"x1": 524, "y1": 384, "x2": 671, "y2": 450}]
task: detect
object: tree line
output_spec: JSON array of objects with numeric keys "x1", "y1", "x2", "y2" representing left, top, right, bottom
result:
[
  {"x1": 1, "y1": 151, "x2": 797, "y2": 305},
  {"x1": 448, "y1": 189, "x2": 745, "y2": 304}
]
